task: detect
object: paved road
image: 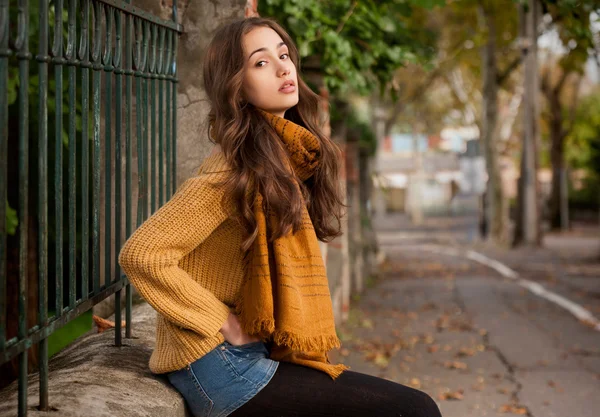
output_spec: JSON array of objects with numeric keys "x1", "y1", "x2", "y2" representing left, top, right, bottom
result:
[{"x1": 334, "y1": 212, "x2": 600, "y2": 417}]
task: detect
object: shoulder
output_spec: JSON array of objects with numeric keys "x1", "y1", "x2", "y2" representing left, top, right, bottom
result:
[
  {"x1": 173, "y1": 149, "x2": 236, "y2": 214},
  {"x1": 197, "y1": 145, "x2": 232, "y2": 177},
  {"x1": 194, "y1": 145, "x2": 255, "y2": 206}
]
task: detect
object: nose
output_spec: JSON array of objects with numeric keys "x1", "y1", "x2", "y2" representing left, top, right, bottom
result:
[{"x1": 277, "y1": 61, "x2": 290, "y2": 78}]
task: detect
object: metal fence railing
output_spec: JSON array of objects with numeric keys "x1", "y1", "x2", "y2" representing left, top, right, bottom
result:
[{"x1": 0, "y1": 0, "x2": 181, "y2": 415}]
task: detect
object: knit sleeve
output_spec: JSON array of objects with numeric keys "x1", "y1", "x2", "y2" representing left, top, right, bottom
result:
[{"x1": 118, "y1": 172, "x2": 232, "y2": 338}]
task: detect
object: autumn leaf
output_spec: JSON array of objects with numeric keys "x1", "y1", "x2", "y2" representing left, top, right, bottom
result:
[
  {"x1": 409, "y1": 378, "x2": 421, "y2": 389},
  {"x1": 498, "y1": 404, "x2": 528, "y2": 414},
  {"x1": 455, "y1": 347, "x2": 477, "y2": 357},
  {"x1": 371, "y1": 352, "x2": 390, "y2": 368},
  {"x1": 438, "y1": 389, "x2": 464, "y2": 401},
  {"x1": 93, "y1": 315, "x2": 126, "y2": 334},
  {"x1": 436, "y1": 314, "x2": 450, "y2": 330},
  {"x1": 419, "y1": 302, "x2": 438, "y2": 311},
  {"x1": 427, "y1": 344, "x2": 440, "y2": 353},
  {"x1": 443, "y1": 361, "x2": 468, "y2": 370},
  {"x1": 361, "y1": 318, "x2": 374, "y2": 329},
  {"x1": 407, "y1": 312, "x2": 419, "y2": 320}
]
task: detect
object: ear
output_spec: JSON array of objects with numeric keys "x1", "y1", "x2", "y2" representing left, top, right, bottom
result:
[{"x1": 239, "y1": 91, "x2": 248, "y2": 107}]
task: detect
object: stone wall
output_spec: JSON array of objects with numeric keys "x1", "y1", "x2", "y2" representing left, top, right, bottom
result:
[
  {"x1": 0, "y1": 304, "x2": 183, "y2": 417},
  {"x1": 95, "y1": 0, "x2": 248, "y2": 319}
]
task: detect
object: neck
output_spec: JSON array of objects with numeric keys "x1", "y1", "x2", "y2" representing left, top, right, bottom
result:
[{"x1": 209, "y1": 143, "x2": 222, "y2": 157}]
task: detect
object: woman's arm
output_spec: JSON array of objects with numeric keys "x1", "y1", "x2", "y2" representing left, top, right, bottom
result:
[{"x1": 118, "y1": 173, "x2": 232, "y2": 338}]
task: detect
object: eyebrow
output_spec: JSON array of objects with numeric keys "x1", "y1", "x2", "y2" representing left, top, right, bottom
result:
[{"x1": 248, "y1": 42, "x2": 287, "y2": 61}]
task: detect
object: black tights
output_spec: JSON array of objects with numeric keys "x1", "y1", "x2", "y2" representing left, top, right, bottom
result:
[{"x1": 229, "y1": 362, "x2": 442, "y2": 417}]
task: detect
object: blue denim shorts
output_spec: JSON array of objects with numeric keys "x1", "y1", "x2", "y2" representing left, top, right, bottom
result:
[{"x1": 167, "y1": 341, "x2": 279, "y2": 417}]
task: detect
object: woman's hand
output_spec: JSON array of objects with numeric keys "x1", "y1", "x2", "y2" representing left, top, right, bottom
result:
[{"x1": 219, "y1": 313, "x2": 261, "y2": 346}]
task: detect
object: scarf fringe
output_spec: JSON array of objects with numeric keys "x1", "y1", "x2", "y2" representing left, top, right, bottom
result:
[
  {"x1": 272, "y1": 329, "x2": 341, "y2": 353},
  {"x1": 237, "y1": 313, "x2": 342, "y2": 353},
  {"x1": 326, "y1": 363, "x2": 350, "y2": 380},
  {"x1": 240, "y1": 316, "x2": 277, "y2": 339}
]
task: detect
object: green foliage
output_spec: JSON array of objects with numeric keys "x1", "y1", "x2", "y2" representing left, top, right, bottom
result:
[
  {"x1": 569, "y1": 175, "x2": 599, "y2": 211},
  {"x1": 47, "y1": 310, "x2": 93, "y2": 357},
  {"x1": 566, "y1": 90, "x2": 600, "y2": 177},
  {"x1": 5, "y1": 201, "x2": 18, "y2": 236},
  {"x1": 544, "y1": 0, "x2": 598, "y2": 74},
  {"x1": 261, "y1": 0, "x2": 444, "y2": 96},
  {"x1": 562, "y1": 88, "x2": 600, "y2": 210}
]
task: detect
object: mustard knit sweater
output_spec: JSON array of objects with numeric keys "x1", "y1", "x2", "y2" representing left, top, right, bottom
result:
[{"x1": 118, "y1": 151, "x2": 247, "y2": 374}]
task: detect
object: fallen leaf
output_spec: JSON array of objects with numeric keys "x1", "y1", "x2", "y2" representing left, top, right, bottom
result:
[
  {"x1": 373, "y1": 353, "x2": 389, "y2": 368},
  {"x1": 419, "y1": 302, "x2": 437, "y2": 312},
  {"x1": 427, "y1": 345, "x2": 440, "y2": 353},
  {"x1": 399, "y1": 362, "x2": 411, "y2": 372},
  {"x1": 361, "y1": 319, "x2": 374, "y2": 329},
  {"x1": 407, "y1": 312, "x2": 419, "y2": 320},
  {"x1": 498, "y1": 404, "x2": 528, "y2": 414},
  {"x1": 455, "y1": 347, "x2": 476, "y2": 358},
  {"x1": 93, "y1": 315, "x2": 126, "y2": 333},
  {"x1": 471, "y1": 383, "x2": 485, "y2": 391},
  {"x1": 438, "y1": 390, "x2": 464, "y2": 401},
  {"x1": 436, "y1": 314, "x2": 451, "y2": 330},
  {"x1": 409, "y1": 378, "x2": 421, "y2": 389},
  {"x1": 443, "y1": 361, "x2": 468, "y2": 370}
]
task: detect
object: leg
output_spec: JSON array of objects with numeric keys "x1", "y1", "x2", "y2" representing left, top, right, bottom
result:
[{"x1": 229, "y1": 362, "x2": 442, "y2": 417}]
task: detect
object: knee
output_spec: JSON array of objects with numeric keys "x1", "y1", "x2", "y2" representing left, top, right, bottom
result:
[{"x1": 411, "y1": 390, "x2": 442, "y2": 417}]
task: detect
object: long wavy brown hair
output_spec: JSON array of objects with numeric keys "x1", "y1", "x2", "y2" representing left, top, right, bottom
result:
[{"x1": 203, "y1": 17, "x2": 345, "y2": 251}]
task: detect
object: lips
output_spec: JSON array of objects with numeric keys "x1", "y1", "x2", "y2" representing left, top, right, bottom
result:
[{"x1": 279, "y1": 79, "x2": 296, "y2": 91}]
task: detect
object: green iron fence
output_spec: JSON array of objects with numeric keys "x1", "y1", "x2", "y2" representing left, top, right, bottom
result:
[{"x1": 0, "y1": 0, "x2": 181, "y2": 415}]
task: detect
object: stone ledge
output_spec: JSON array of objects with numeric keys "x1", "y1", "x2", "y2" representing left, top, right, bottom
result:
[{"x1": 0, "y1": 303, "x2": 187, "y2": 417}]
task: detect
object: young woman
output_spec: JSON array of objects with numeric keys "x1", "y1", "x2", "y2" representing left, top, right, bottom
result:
[{"x1": 119, "y1": 17, "x2": 442, "y2": 417}]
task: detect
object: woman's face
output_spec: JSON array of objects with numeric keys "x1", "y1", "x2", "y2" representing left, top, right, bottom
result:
[{"x1": 241, "y1": 26, "x2": 299, "y2": 118}]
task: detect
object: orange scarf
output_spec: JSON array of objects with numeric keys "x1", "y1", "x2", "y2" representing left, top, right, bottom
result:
[{"x1": 234, "y1": 110, "x2": 348, "y2": 379}]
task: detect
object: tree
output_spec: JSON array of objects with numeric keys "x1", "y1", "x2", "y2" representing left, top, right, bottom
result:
[
  {"x1": 541, "y1": 0, "x2": 597, "y2": 231},
  {"x1": 513, "y1": 0, "x2": 542, "y2": 247},
  {"x1": 476, "y1": 0, "x2": 522, "y2": 245},
  {"x1": 260, "y1": 0, "x2": 443, "y2": 96},
  {"x1": 564, "y1": 88, "x2": 600, "y2": 237}
]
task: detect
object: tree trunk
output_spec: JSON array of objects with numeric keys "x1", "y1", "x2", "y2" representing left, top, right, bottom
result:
[
  {"x1": 479, "y1": 4, "x2": 506, "y2": 244},
  {"x1": 548, "y1": 98, "x2": 565, "y2": 230},
  {"x1": 514, "y1": 0, "x2": 541, "y2": 246}
]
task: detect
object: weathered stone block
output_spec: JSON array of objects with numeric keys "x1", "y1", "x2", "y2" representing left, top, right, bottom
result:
[{"x1": 0, "y1": 304, "x2": 187, "y2": 417}]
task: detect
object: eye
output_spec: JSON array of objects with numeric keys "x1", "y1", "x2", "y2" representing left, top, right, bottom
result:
[
  {"x1": 255, "y1": 60, "x2": 267, "y2": 67},
  {"x1": 280, "y1": 53, "x2": 289, "y2": 60}
]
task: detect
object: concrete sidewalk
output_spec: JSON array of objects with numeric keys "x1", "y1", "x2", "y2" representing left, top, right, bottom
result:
[{"x1": 330, "y1": 213, "x2": 600, "y2": 417}]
